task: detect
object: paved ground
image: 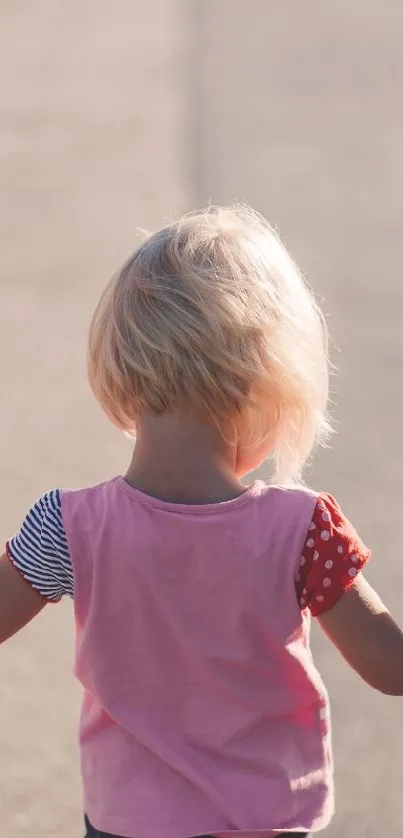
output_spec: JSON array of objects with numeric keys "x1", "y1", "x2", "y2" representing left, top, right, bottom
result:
[{"x1": 1, "y1": 2, "x2": 403, "y2": 835}]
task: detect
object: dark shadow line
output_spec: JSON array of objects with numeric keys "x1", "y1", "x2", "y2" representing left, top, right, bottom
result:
[{"x1": 184, "y1": 0, "x2": 212, "y2": 208}]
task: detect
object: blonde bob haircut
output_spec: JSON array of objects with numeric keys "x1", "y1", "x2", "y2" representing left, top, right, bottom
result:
[{"x1": 88, "y1": 205, "x2": 330, "y2": 482}]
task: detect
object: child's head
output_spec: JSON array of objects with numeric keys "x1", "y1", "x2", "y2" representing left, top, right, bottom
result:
[{"x1": 88, "y1": 205, "x2": 329, "y2": 482}]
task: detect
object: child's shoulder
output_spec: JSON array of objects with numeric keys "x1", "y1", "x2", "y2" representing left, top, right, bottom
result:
[
  {"x1": 254, "y1": 479, "x2": 317, "y2": 496},
  {"x1": 252, "y1": 479, "x2": 318, "y2": 509},
  {"x1": 59, "y1": 476, "x2": 125, "y2": 521},
  {"x1": 255, "y1": 482, "x2": 363, "y2": 533},
  {"x1": 60, "y1": 476, "x2": 122, "y2": 501}
]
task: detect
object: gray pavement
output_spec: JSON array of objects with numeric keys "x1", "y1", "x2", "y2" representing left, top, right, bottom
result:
[{"x1": 1, "y1": 2, "x2": 403, "y2": 834}]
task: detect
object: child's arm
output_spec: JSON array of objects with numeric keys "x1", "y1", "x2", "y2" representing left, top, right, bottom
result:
[
  {"x1": 0, "y1": 489, "x2": 72, "y2": 644},
  {"x1": 297, "y1": 493, "x2": 403, "y2": 695},
  {"x1": 318, "y1": 574, "x2": 403, "y2": 696},
  {"x1": 0, "y1": 553, "x2": 46, "y2": 644}
]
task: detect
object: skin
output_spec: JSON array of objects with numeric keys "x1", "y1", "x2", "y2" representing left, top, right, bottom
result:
[{"x1": 1, "y1": 412, "x2": 403, "y2": 695}]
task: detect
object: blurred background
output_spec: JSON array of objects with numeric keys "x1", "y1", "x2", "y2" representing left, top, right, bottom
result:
[{"x1": 1, "y1": 1, "x2": 403, "y2": 835}]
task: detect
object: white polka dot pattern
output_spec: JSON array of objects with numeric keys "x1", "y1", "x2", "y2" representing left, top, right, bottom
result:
[{"x1": 296, "y1": 493, "x2": 370, "y2": 616}]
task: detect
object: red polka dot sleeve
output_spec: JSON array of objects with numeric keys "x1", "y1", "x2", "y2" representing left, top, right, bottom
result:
[{"x1": 296, "y1": 493, "x2": 371, "y2": 616}]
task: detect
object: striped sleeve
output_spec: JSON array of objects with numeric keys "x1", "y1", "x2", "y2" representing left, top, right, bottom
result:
[{"x1": 6, "y1": 490, "x2": 74, "y2": 602}]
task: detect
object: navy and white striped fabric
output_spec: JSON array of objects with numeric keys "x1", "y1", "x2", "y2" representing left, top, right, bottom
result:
[{"x1": 7, "y1": 490, "x2": 73, "y2": 602}]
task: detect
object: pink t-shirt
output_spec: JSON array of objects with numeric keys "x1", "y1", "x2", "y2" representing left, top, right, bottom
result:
[{"x1": 6, "y1": 478, "x2": 370, "y2": 838}]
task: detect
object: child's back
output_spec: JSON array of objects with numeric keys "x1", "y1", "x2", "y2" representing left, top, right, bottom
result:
[
  {"x1": 1, "y1": 206, "x2": 403, "y2": 838},
  {"x1": 66, "y1": 478, "x2": 328, "y2": 837}
]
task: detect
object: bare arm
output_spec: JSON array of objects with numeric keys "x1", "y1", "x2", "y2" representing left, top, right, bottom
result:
[
  {"x1": 318, "y1": 574, "x2": 403, "y2": 696},
  {"x1": 0, "y1": 553, "x2": 46, "y2": 644}
]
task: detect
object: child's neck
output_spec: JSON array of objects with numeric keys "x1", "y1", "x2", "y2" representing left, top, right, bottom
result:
[{"x1": 124, "y1": 413, "x2": 246, "y2": 505}]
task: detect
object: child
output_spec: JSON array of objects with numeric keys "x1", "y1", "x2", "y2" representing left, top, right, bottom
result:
[{"x1": 1, "y1": 205, "x2": 403, "y2": 838}]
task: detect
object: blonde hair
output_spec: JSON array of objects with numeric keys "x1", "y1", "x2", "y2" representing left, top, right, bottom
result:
[{"x1": 88, "y1": 205, "x2": 330, "y2": 482}]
